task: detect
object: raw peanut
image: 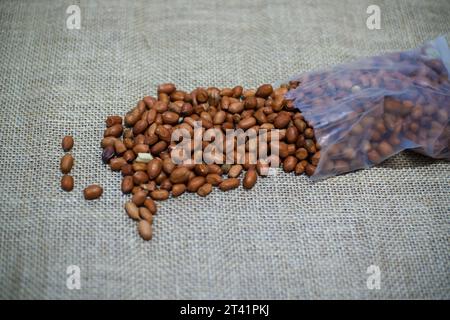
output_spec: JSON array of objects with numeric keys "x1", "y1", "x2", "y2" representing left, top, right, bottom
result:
[
  {"x1": 162, "y1": 157, "x2": 176, "y2": 175},
  {"x1": 305, "y1": 164, "x2": 316, "y2": 176},
  {"x1": 143, "y1": 198, "x2": 157, "y2": 214},
  {"x1": 144, "y1": 95, "x2": 157, "y2": 109},
  {"x1": 294, "y1": 162, "x2": 305, "y2": 175},
  {"x1": 101, "y1": 137, "x2": 117, "y2": 148},
  {"x1": 243, "y1": 169, "x2": 257, "y2": 189},
  {"x1": 274, "y1": 113, "x2": 291, "y2": 129},
  {"x1": 83, "y1": 185, "x2": 103, "y2": 200},
  {"x1": 238, "y1": 117, "x2": 256, "y2": 130},
  {"x1": 153, "y1": 101, "x2": 168, "y2": 113},
  {"x1": 221, "y1": 164, "x2": 231, "y2": 174},
  {"x1": 285, "y1": 126, "x2": 299, "y2": 144},
  {"x1": 304, "y1": 139, "x2": 317, "y2": 153},
  {"x1": 255, "y1": 84, "x2": 273, "y2": 98},
  {"x1": 132, "y1": 162, "x2": 147, "y2": 171},
  {"x1": 294, "y1": 119, "x2": 307, "y2": 132},
  {"x1": 133, "y1": 171, "x2": 149, "y2": 185},
  {"x1": 151, "y1": 141, "x2": 167, "y2": 155},
  {"x1": 132, "y1": 186, "x2": 142, "y2": 194},
  {"x1": 133, "y1": 144, "x2": 150, "y2": 154},
  {"x1": 141, "y1": 181, "x2": 157, "y2": 193},
  {"x1": 311, "y1": 151, "x2": 320, "y2": 166},
  {"x1": 60, "y1": 154, "x2": 74, "y2": 174},
  {"x1": 147, "y1": 158, "x2": 162, "y2": 179},
  {"x1": 228, "y1": 165, "x2": 243, "y2": 178},
  {"x1": 377, "y1": 141, "x2": 394, "y2": 157},
  {"x1": 61, "y1": 136, "x2": 74, "y2": 152},
  {"x1": 150, "y1": 189, "x2": 169, "y2": 201},
  {"x1": 195, "y1": 88, "x2": 208, "y2": 103},
  {"x1": 136, "y1": 153, "x2": 153, "y2": 163},
  {"x1": 119, "y1": 161, "x2": 132, "y2": 174},
  {"x1": 162, "y1": 111, "x2": 179, "y2": 125},
  {"x1": 158, "y1": 83, "x2": 176, "y2": 94},
  {"x1": 139, "y1": 207, "x2": 153, "y2": 223},
  {"x1": 138, "y1": 220, "x2": 153, "y2": 241},
  {"x1": 133, "y1": 119, "x2": 148, "y2": 135},
  {"x1": 187, "y1": 176, "x2": 206, "y2": 192},
  {"x1": 171, "y1": 184, "x2": 186, "y2": 197},
  {"x1": 170, "y1": 167, "x2": 191, "y2": 184},
  {"x1": 61, "y1": 175, "x2": 74, "y2": 192},
  {"x1": 104, "y1": 124, "x2": 123, "y2": 137},
  {"x1": 121, "y1": 176, "x2": 134, "y2": 194},
  {"x1": 197, "y1": 183, "x2": 212, "y2": 197},
  {"x1": 132, "y1": 189, "x2": 148, "y2": 206},
  {"x1": 125, "y1": 201, "x2": 140, "y2": 220},
  {"x1": 232, "y1": 85, "x2": 243, "y2": 98},
  {"x1": 207, "y1": 164, "x2": 222, "y2": 175},
  {"x1": 283, "y1": 156, "x2": 297, "y2": 172},
  {"x1": 106, "y1": 115, "x2": 122, "y2": 127},
  {"x1": 244, "y1": 96, "x2": 257, "y2": 109},
  {"x1": 254, "y1": 109, "x2": 268, "y2": 124},
  {"x1": 114, "y1": 140, "x2": 127, "y2": 155},
  {"x1": 155, "y1": 171, "x2": 167, "y2": 184},
  {"x1": 295, "y1": 148, "x2": 308, "y2": 160},
  {"x1": 125, "y1": 112, "x2": 140, "y2": 127},
  {"x1": 275, "y1": 142, "x2": 289, "y2": 158},
  {"x1": 123, "y1": 138, "x2": 134, "y2": 150},
  {"x1": 110, "y1": 157, "x2": 127, "y2": 171},
  {"x1": 219, "y1": 178, "x2": 240, "y2": 191},
  {"x1": 170, "y1": 90, "x2": 186, "y2": 102},
  {"x1": 194, "y1": 164, "x2": 209, "y2": 176},
  {"x1": 304, "y1": 128, "x2": 315, "y2": 139},
  {"x1": 229, "y1": 102, "x2": 244, "y2": 114},
  {"x1": 213, "y1": 110, "x2": 226, "y2": 124},
  {"x1": 206, "y1": 173, "x2": 223, "y2": 186},
  {"x1": 220, "y1": 87, "x2": 233, "y2": 97},
  {"x1": 102, "y1": 146, "x2": 115, "y2": 163},
  {"x1": 180, "y1": 103, "x2": 194, "y2": 116},
  {"x1": 160, "y1": 178, "x2": 173, "y2": 191},
  {"x1": 287, "y1": 144, "x2": 296, "y2": 155}
]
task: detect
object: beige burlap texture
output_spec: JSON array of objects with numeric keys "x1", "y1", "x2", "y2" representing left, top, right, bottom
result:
[{"x1": 0, "y1": 0, "x2": 449, "y2": 299}]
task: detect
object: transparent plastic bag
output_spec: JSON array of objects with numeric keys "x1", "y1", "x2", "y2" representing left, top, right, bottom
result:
[{"x1": 285, "y1": 36, "x2": 450, "y2": 180}]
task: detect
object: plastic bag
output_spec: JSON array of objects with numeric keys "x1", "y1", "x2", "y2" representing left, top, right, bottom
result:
[{"x1": 285, "y1": 35, "x2": 450, "y2": 180}]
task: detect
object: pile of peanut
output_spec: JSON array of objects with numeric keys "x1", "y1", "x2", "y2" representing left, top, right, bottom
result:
[{"x1": 100, "y1": 83, "x2": 320, "y2": 240}]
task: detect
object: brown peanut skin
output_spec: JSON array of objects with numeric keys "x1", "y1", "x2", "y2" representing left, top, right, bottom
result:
[
  {"x1": 61, "y1": 136, "x2": 74, "y2": 152},
  {"x1": 138, "y1": 220, "x2": 153, "y2": 241},
  {"x1": 83, "y1": 185, "x2": 103, "y2": 200},
  {"x1": 197, "y1": 183, "x2": 213, "y2": 197},
  {"x1": 125, "y1": 201, "x2": 140, "y2": 220},
  {"x1": 61, "y1": 175, "x2": 74, "y2": 192},
  {"x1": 60, "y1": 154, "x2": 74, "y2": 174},
  {"x1": 171, "y1": 184, "x2": 186, "y2": 197},
  {"x1": 243, "y1": 170, "x2": 257, "y2": 189},
  {"x1": 150, "y1": 189, "x2": 169, "y2": 201},
  {"x1": 121, "y1": 176, "x2": 134, "y2": 194},
  {"x1": 132, "y1": 190, "x2": 147, "y2": 206},
  {"x1": 219, "y1": 178, "x2": 240, "y2": 191}
]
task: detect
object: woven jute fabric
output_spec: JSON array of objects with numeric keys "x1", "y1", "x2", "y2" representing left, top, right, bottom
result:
[{"x1": 0, "y1": 0, "x2": 449, "y2": 300}]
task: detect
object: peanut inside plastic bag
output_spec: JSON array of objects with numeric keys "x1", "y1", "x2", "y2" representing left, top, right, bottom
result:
[{"x1": 285, "y1": 35, "x2": 450, "y2": 180}]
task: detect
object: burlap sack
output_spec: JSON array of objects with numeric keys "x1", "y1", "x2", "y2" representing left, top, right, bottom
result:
[{"x1": 0, "y1": 0, "x2": 448, "y2": 299}]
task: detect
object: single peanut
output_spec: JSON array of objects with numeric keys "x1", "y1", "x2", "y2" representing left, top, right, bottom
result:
[
  {"x1": 60, "y1": 154, "x2": 74, "y2": 174},
  {"x1": 61, "y1": 175, "x2": 74, "y2": 192},
  {"x1": 61, "y1": 136, "x2": 74, "y2": 152},
  {"x1": 83, "y1": 185, "x2": 103, "y2": 200}
]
